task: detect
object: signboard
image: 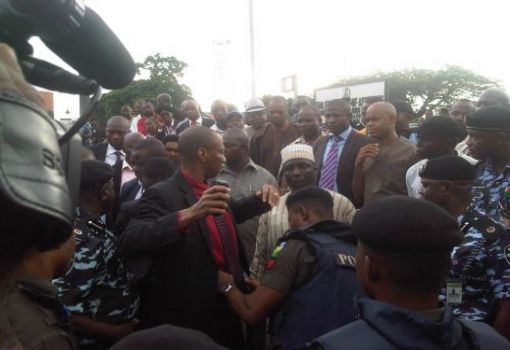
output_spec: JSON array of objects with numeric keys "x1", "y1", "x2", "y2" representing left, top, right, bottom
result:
[
  {"x1": 314, "y1": 81, "x2": 386, "y2": 121},
  {"x1": 281, "y1": 75, "x2": 298, "y2": 94}
]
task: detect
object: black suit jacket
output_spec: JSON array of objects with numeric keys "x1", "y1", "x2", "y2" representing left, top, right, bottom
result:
[
  {"x1": 176, "y1": 117, "x2": 215, "y2": 134},
  {"x1": 119, "y1": 178, "x2": 142, "y2": 204},
  {"x1": 88, "y1": 142, "x2": 108, "y2": 161},
  {"x1": 119, "y1": 171, "x2": 270, "y2": 348},
  {"x1": 314, "y1": 131, "x2": 372, "y2": 207}
]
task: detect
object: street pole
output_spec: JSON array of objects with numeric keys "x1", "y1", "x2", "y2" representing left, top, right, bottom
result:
[{"x1": 249, "y1": 0, "x2": 256, "y2": 98}]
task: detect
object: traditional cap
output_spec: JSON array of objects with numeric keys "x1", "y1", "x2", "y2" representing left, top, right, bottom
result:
[
  {"x1": 80, "y1": 160, "x2": 114, "y2": 191},
  {"x1": 353, "y1": 196, "x2": 462, "y2": 257},
  {"x1": 417, "y1": 116, "x2": 460, "y2": 140},
  {"x1": 419, "y1": 155, "x2": 476, "y2": 181},
  {"x1": 279, "y1": 144, "x2": 315, "y2": 177},
  {"x1": 466, "y1": 106, "x2": 510, "y2": 131},
  {"x1": 245, "y1": 98, "x2": 266, "y2": 113}
]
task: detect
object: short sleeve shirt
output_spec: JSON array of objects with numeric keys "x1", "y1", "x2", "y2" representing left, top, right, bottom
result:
[
  {"x1": 260, "y1": 239, "x2": 316, "y2": 295},
  {"x1": 445, "y1": 211, "x2": 510, "y2": 321},
  {"x1": 471, "y1": 160, "x2": 510, "y2": 221}
]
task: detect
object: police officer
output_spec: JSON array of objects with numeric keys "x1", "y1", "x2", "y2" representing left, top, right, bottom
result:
[
  {"x1": 312, "y1": 196, "x2": 510, "y2": 349},
  {"x1": 466, "y1": 106, "x2": 510, "y2": 220},
  {"x1": 53, "y1": 160, "x2": 139, "y2": 350},
  {"x1": 419, "y1": 155, "x2": 510, "y2": 339},
  {"x1": 218, "y1": 187, "x2": 363, "y2": 350},
  {"x1": 6, "y1": 227, "x2": 78, "y2": 349}
]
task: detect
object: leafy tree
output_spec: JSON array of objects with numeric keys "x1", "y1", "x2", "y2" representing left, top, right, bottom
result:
[
  {"x1": 95, "y1": 53, "x2": 192, "y2": 124},
  {"x1": 334, "y1": 65, "x2": 499, "y2": 117}
]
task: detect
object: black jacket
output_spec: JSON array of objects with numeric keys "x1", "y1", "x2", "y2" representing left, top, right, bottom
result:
[
  {"x1": 119, "y1": 171, "x2": 271, "y2": 348},
  {"x1": 88, "y1": 142, "x2": 108, "y2": 161},
  {"x1": 312, "y1": 298, "x2": 510, "y2": 350},
  {"x1": 175, "y1": 117, "x2": 215, "y2": 134},
  {"x1": 119, "y1": 178, "x2": 142, "y2": 204},
  {"x1": 313, "y1": 131, "x2": 372, "y2": 207}
]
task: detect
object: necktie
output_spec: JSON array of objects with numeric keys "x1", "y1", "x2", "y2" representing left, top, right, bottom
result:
[
  {"x1": 113, "y1": 151, "x2": 123, "y2": 199},
  {"x1": 319, "y1": 136, "x2": 342, "y2": 191},
  {"x1": 213, "y1": 214, "x2": 246, "y2": 289},
  {"x1": 191, "y1": 120, "x2": 198, "y2": 127}
]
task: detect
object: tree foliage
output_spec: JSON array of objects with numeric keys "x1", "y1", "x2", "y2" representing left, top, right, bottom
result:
[
  {"x1": 334, "y1": 65, "x2": 499, "y2": 116},
  {"x1": 96, "y1": 53, "x2": 192, "y2": 124}
]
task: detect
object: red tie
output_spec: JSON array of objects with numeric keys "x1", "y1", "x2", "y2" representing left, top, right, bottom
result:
[{"x1": 191, "y1": 120, "x2": 198, "y2": 127}]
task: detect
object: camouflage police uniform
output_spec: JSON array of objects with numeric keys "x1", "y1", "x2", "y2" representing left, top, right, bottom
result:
[
  {"x1": 443, "y1": 209, "x2": 510, "y2": 323},
  {"x1": 7, "y1": 275, "x2": 78, "y2": 350},
  {"x1": 53, "y1": 208, "x2": 139, "y2": 349},
  {"x1": 471, "y1": 160, "x2": 510, "y2": 221}
]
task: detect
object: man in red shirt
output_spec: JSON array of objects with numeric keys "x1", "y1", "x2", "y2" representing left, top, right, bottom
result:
[{"x1": 120, "y1": 126, "x2": 279, "y2": 349}]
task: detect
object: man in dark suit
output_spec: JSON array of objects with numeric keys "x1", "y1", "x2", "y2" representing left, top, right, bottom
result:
[
  {"x1": 314, "y1": 99, "x2": 372, "y2": 207},
  {"x1": 176, "y1": 99, "x2": 215, "y2": 134},
  {"x1": 119, "y1": 127, "x2": 279, "y2": 349},
  {"x1": 89, "y1": 115, "x2": 130, "y2": 162},
  {"x1": 89, "y1": 115, "x2": 131, "y2": 222},
  {"x1": 119, "y1": 138, "x2": 166, "y2": 204}
]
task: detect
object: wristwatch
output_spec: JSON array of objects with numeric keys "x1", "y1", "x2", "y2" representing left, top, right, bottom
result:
[{"x1": 220, "y1": 283, "x2": 233, "y2": 293}]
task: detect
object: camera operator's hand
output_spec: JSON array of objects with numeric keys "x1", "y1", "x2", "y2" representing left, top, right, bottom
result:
[
  {"x1": 177, "y1": 185, "x2": 231, "y2": 230},
  {"x1": 0, "y1": 44, "x2": 44, "y2": 107}
]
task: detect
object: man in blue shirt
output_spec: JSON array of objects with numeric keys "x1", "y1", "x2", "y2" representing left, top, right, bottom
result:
[{"x1": 466, "y1": 106, "x2": 510, "y2": 221}]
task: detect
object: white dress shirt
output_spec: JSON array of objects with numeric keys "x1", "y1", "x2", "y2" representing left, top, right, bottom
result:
[{"x1": 105, "y1": 144, "x2": 126, "y2": 166}]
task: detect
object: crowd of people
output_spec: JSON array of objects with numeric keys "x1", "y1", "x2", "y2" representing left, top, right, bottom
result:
[{"x1": 6, "y1": 50, "x2": 510, "y2": 350}]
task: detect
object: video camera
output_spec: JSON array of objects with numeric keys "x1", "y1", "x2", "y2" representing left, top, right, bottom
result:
[{"x1": 0, "y1": 0, "x2": 135, "y2": 244}]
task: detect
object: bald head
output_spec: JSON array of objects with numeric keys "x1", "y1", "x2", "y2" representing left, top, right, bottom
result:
[
  {"x1": 182, "y1": 99, "x2": 200, "y2": 122},
  {"x1": 477, "y1": 88, "x2": 509, "y2": 110},
  {"x1": 123, "y1": 132, "x2": 144, "y2": 154},
  {"x1": 106, "y1": 115, "x2": 130, "y2": 149},
  {"x1": 179, "y1": 126, "x2": 222, "y2": 161},
  {"x1": 223, "y1": 127, "x2": 249, "y2": 147},
  {"x1": 365, "y1": 102, "x2": 397, "y2": 140},
  {"x1": 157, "y1": 93, "x2": 172, "y2": 107}
]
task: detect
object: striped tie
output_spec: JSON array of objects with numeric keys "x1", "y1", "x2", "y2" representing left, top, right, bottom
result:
[
  {"x1": 214, "y1": 214, "x2": 244, "y2": 284},
  {"x1": 319, "y1": 136, "x2": 341, "y2": 190}
]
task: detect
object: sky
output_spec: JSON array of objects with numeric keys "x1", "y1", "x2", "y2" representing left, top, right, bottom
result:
[{"x1": 29, "y1": 0, "x2": 510, "y2": 120}]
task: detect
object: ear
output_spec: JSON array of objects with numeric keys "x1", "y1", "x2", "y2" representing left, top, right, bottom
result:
[
  {"x1": 441, "y1": 181, "x2": 453, "y2": 195},
  {"x1": 197, "y1": 147, "x2": 208, "y2": 162},
  {"x1": 295, "y1": 205, "x2": 308, "y2": 221},
  {"x1": 366, "y1": 254, "x2": 380, "y2": 283},
  {"x1": 98, "y1": 187, "x2": 109, "y2": 201}
]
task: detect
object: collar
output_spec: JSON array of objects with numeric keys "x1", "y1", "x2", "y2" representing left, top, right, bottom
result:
[
  {"x1": 180, "y1": 168, "x2": 208, "y2": 192},
  {"x1": 16, "y1": 275, "x2": 57, "y2": 299},
  {"x1": 222, "y1": 158, "x2": 257, "y2": 175},
  {"x1": 189, "y1": 116, "x2": 203, "y2": 125},
  {"x1": 122, "y1": 159, "x2": 132, "y2": 170},
  {"x1": 106, "y1": 143, "x2": 124, "y2": 156},
  {"x1": 329, "y1": 126, "x2": 352, "y2": 140}
]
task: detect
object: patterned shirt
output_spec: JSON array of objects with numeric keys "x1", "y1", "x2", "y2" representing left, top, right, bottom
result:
[
  {"x1": 250, "y1": 190, "x2": 356, "y2": 280},
  {"x1": 443, "y1": 209, "x2": 510, "y2": 322},
  {"x1": 53, "y1": 209, "x2": 139, "y2": 347},
  {"x1": 471, "y1": 160, "x2": 510, "y2": 221}
]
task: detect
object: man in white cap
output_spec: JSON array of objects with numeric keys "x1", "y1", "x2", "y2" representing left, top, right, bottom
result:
[
  {"x1": 250, "y1": 144, "x2": 356, "y2": 279},
  {"x1": 244, "y1": 97, "x2": 267, "y2": 139}
]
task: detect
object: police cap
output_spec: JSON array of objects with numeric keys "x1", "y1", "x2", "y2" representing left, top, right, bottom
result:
[
  {"x1": 419, "y1": 155, "x2": 476, "y2": 182},
  {"x1": 353, "y1": 196, "x2": 462, "y2": 257},
  {"x1": 80, "y1": 160, "x2": 114, "y2": 191},
  {"x1": 466, "y1": 106, "x2": 510, "y2": 131}
]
